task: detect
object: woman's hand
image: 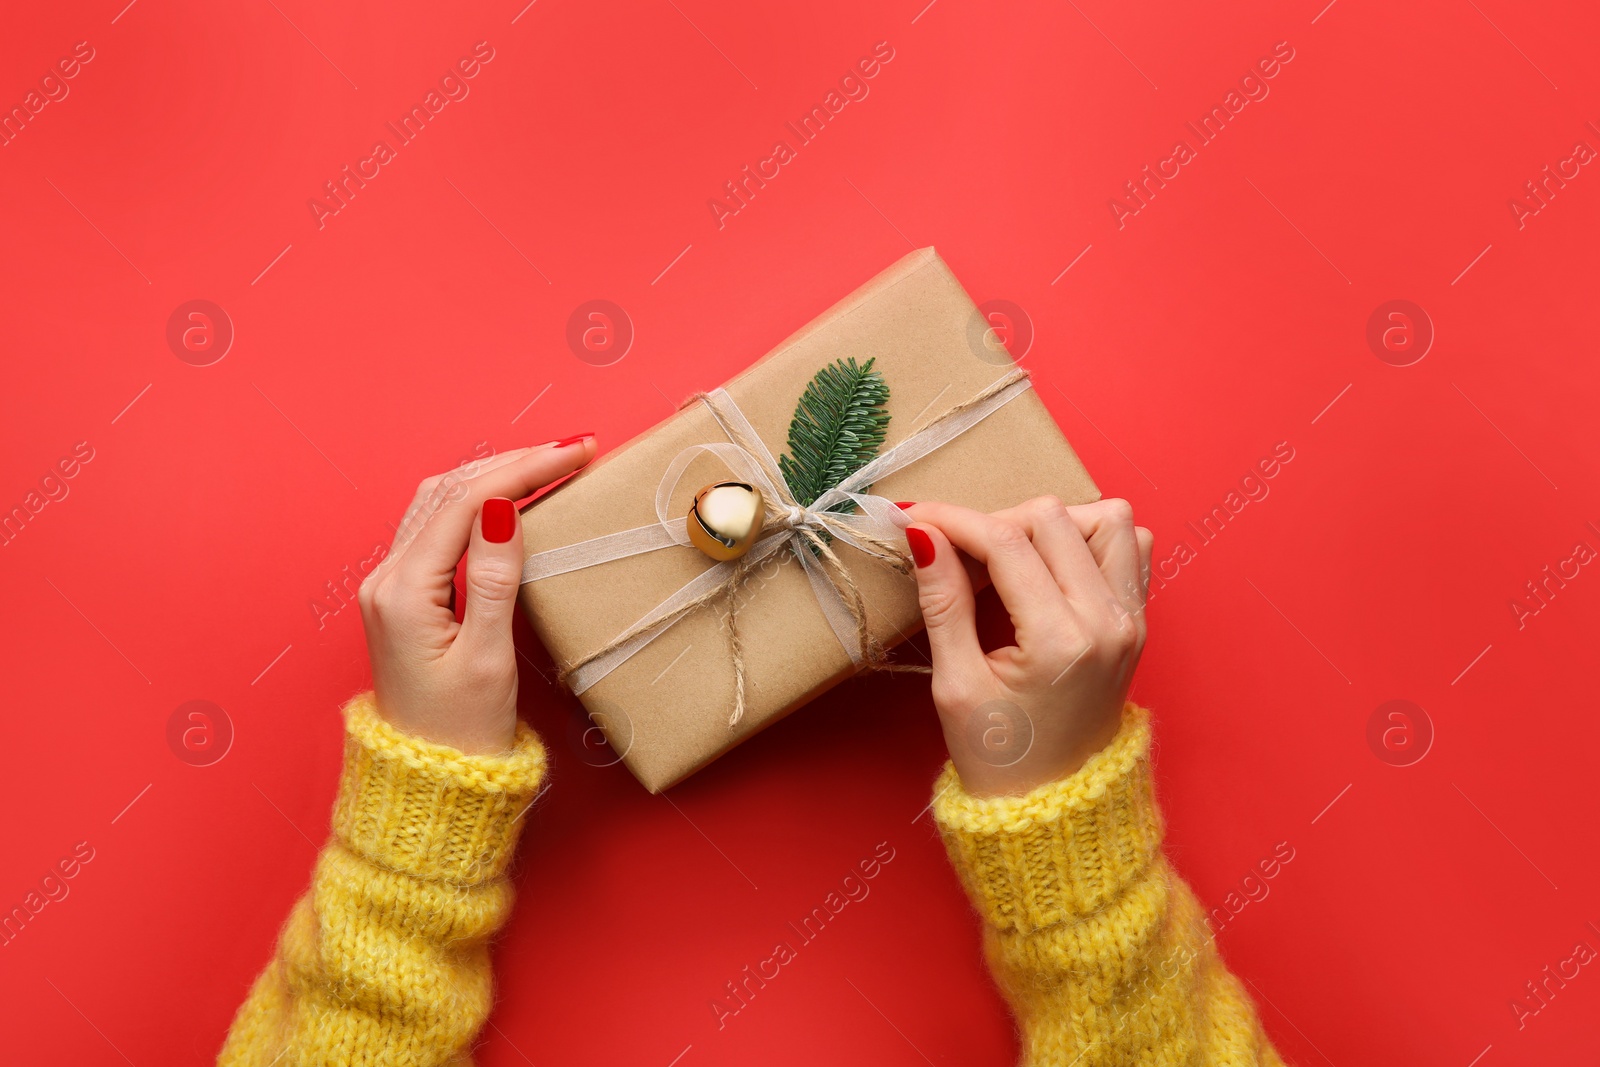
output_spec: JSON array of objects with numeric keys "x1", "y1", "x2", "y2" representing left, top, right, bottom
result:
[
  {"x1": 901, "y1": 497, "x2": 1154, "y2": 796},
  {"x1": 357, "y1": 436, "x2": 596, "y2": 754}
]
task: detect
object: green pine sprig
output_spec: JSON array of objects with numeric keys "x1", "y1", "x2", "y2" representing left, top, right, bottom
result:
[{"x1": 777, "y1": 356, "x2": 891, "y2": 514}]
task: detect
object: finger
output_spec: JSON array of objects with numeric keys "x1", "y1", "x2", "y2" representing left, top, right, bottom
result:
[
  {"x1": 991, "y1": 496, "x2": 1106, "y2": 604},
  {"x1": 1135, "y1": 526, "x2": 1153, "y2": 600},
  {"x1": 904, "y1": 501, "x2": 1066, "y2": 636},
  {"x1": 402, "y1": 438, "x2": 596, "y2": 588},
  {"x1": 457, "y1": 497, "x2": 525, "y2": 664},
  {"x1": 901, "y1": 504, "x2": 991, "y2": 593},
  {"x1": 1064, "y1": 499, "x2": 1143, "y2": 615},
  {"x1": 380, "y1": 446, "x2": 540, "y2": 574},
  {"x1": 904, "y1": 522, "x2": 988, "y2": 691}
]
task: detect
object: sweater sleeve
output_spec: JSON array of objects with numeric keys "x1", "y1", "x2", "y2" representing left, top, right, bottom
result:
[
  {"x1": 931, "y1": 702, "x2": 1287, "y2": 1066},
  {"x1": 217, "y1": 691, "x2": 548, "y2": 1067}
]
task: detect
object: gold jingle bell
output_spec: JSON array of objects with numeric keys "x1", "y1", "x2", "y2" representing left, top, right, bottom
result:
[{"x1": 688, "y1": 481, "x2": 765, "y2": 561}]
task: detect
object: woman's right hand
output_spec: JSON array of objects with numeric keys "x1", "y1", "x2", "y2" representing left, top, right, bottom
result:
[{"x1": 900, "y1": 496, "x2": 1153, "y2": 797}]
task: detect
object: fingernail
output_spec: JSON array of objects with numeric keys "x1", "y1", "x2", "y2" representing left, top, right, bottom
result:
[
  {"x1": 482, "y1": 498, "x2": 516, "y2": 543},
  {"x1": 549, "y1": 433, "x2": 594, "y2": 449},
  {"x1": 906, "y1": 527, "x2": 935, "y2": 568},
  {"x1": 894, "y1": 501, "x2": 916, "y2": 509}
]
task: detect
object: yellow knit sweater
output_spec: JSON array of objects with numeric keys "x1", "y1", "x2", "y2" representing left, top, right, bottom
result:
[
  {"x1": 219, "y1": 696, "x2": 1284, "y2": 1066},
  {"x1": 931, "y1": 703, "x2": 1285, "y2": 1065}
]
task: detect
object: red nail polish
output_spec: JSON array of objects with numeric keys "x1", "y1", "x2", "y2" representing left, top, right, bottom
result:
[
  {"x1": 894, "y1": 501, "x2": 916, "y2": 509},
  {"x1": 550, "y1": 433, "x2": 594, "y2": 448},
  {"x1": 906, "y1": 527, "x2": 935, "y2": 568},
  {"x1": 482, "y1": 498, "x2": 516, "y2": 543}
]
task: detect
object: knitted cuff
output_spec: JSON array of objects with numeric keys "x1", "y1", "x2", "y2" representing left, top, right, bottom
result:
[
  {"x1": 331, "y1": 691, "x2": 549, "y2": 887},
  {"x1": 931, "y1": 702, "x2": 1163, "y2": 933}
]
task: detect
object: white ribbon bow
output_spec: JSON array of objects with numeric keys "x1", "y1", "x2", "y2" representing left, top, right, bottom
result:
[{"x1": 520, "y1": 372, "x2": 1034, "y2": 699}]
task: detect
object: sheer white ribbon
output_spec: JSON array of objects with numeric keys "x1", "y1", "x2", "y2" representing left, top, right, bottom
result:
[{"x1": 520, "y1": 372, "x2": 1033, "y2": 697}]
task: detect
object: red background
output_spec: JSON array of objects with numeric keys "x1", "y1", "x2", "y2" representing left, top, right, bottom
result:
[{"x1": 3, "y1": 0, "x2": 1598, "y2": 1063}]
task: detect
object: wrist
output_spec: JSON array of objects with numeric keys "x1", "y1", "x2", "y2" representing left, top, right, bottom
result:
[
  {"x1": 942, "y1": 702, "x2": 1123, "y2": 798},
  {"x1": 372, "y1": 686, "x2": 517, "y2": 756},
  {"x1": 426, "y1": 721, "x2": 518, "y2": 756}
]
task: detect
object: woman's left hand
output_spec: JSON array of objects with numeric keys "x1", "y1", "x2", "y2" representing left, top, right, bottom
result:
[{"x1": 356, "y1": 437, "x2": 595, "y2": 754}]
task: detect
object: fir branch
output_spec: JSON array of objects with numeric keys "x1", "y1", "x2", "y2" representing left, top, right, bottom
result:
[{"x1": 777, "y1": 356, "x2": 891, "y2": 511}]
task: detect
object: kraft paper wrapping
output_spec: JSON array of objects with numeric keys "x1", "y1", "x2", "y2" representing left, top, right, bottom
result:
[{"x1": 516, "y1": 248, "x2": 1099, "y2": 792}]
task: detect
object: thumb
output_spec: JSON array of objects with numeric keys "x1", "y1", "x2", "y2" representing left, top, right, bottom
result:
[
  {"x1": 906, "y1": 521, "x2": 987, "y2": 689},
  {"x1": 457, "y1": 497, "x2": 525, "y2": 664}
]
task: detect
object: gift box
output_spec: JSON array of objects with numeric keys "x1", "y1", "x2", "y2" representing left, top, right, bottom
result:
[{"x1": 516, "y1": 248, "x2": 1099, "y2": 792}]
